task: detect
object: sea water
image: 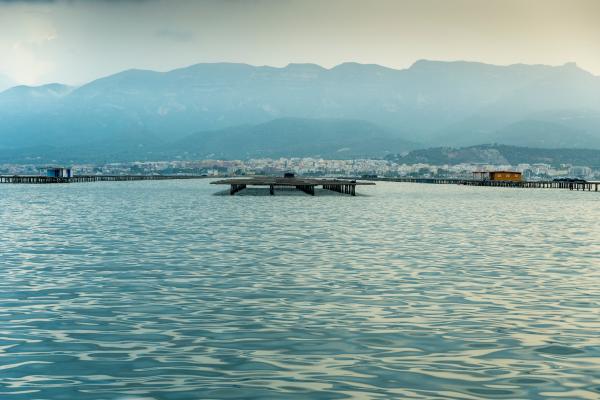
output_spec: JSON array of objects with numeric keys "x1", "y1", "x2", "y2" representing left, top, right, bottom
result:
[{"x1": 0, "y1": 180, "x2": 599, "y2": 399}]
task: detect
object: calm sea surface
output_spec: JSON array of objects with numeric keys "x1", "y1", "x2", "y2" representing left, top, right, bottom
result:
[{"x1": 1, "y1": 180, "x2": 599, "y2": 399}]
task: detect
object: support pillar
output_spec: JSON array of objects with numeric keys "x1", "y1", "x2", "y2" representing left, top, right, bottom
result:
[
  {"x1": 296, "y1": 185, "x2": 315, "y2": 196},
  {"x1": 230, "y1": 184, "x2": 246, "y2": 195}
]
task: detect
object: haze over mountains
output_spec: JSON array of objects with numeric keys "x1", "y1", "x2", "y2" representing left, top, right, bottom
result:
[{"x1": 1, "y1": 60, "x2": 599, "y2": 163}]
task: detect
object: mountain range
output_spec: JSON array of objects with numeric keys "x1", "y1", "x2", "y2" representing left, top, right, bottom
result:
[
  {"x1": 1, "y1": 60, "x2": 599, "y2": 162},
  {"x1": 386, "y1": 144, "x2": 600, "y2": 167},
  {"x1": 0, "y1": 118, "x2": 416, "y2": 163}
]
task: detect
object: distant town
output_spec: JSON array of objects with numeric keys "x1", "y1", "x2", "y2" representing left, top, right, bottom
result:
[{"x1": 1, "y1": 158, "x2": 598, "y2": 181}]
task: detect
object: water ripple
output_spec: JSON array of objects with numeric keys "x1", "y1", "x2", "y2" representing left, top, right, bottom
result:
[{"x1": 0, "y1": 180, "x2": 599, "y2": 399}]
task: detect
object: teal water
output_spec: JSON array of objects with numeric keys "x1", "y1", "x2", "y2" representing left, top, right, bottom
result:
[{"x1": 1, "y1": 180, "x2": 599, "y2": 399}]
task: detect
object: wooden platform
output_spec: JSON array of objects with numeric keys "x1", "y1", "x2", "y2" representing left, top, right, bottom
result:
[
  {"x1": 369, "y1": 177, "x2": 600, "y2": 191},
  {"x1": 211, "y1": 177, "x2": 375, "y2": 196},
  {"x1": 0, "y1": 175, "x2": 207, "y2": 184},
  {"x1": 3, "y1": 174, "x2": 596, "y2": 193}
]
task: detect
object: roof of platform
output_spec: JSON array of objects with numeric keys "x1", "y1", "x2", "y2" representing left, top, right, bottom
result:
[{"x1": 211, "y1": 177, "x2": 375, "y2": 186}]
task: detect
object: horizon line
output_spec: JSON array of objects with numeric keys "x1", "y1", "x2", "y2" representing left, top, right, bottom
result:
[{"x1": 1, "y1": 58, "x2": 594, "y2": 90}]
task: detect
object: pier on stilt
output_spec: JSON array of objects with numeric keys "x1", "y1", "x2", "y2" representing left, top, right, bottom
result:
[
  {"x1": 211, "y1": 175, "x2": 374, "y2": 196},
  {"x1": 363, "y1": 177, "x2": 600, "y2": 192},
  {"x1": 4, "y1": 173, "x2": 596, "y2": 193},
  {"x1": 0, "y1": 175, "x2": 208, "y2": 184}
]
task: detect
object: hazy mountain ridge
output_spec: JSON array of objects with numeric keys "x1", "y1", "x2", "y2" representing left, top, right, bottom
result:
[
  {"x1": 4, "y1": 140, "x2": 598, "y2": 168},
  {"x1": 1, "y1": 60, "x2": 599, "y2": 157},
  {"x1": 387, "y1": 144, "x2": 600, "y2": 167},
  {"x1": 0, "y1": 117, "x2": 416, "y2": 163},
  {"x1": 174, "y1": 117, "x2": 417, "y2": 159}
]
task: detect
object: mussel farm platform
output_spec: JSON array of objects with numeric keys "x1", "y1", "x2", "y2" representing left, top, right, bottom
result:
[{"x1": 211, "y1": 177, "x2": 375, "y2": 196}]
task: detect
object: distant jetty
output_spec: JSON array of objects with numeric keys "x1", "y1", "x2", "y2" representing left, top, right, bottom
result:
[
  {"x1": 0, "y1": 175, "x2": 208, "y2": 184},
  {"x1": 211, "y1": 174, "x2": 375, "y2": 196},
  {"x1": 1, "y1": 174, "x2": 597, "y2": 193},
  {"x1": 369, "y1": 177, "x2": 599, "y2": 192}
]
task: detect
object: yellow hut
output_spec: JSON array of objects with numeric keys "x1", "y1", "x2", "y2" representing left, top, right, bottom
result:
[
  {"x1": 489, "y1": 171, "x2": 522, "y2": 182},
  {"x1": 472, "y1": 171, "x2": 522, "y2": 181}
]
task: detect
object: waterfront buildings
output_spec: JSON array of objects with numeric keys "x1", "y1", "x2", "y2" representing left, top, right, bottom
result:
[{"x1": 1, "y1": 158, "x2": 598, "y2": 181}]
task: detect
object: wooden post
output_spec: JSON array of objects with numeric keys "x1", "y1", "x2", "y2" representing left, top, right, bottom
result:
[{"x1": 230, "y1": 184, "x2": 246, "y2": 195}]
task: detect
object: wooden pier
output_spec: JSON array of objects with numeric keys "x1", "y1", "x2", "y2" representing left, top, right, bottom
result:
[
  {"x1": 3, "y1": 173, "x2": 597, "y2": 193},
  {"x1": 211, "y1": 176, "x2": 375, "y2": 196},
  {"x1": 0, "y1": 175, "x2": 208, "y2": 184},
  {"x1": 367, "y1": 177, "x2": 600, "y2": 191}
]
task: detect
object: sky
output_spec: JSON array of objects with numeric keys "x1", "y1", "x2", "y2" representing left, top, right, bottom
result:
[{"x1": 0, "y1": 0, "x2": 599, "y2": 86}]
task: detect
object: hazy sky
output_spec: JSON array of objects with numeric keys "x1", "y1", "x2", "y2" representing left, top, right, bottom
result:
[{"x1": 1, "y1": 0, "x2": 599, "y2": 85}]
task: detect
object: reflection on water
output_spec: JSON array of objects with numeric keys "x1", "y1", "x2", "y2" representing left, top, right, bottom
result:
[{"x1": 0, "y1": 180, "x2": 599, "y2": 399}]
